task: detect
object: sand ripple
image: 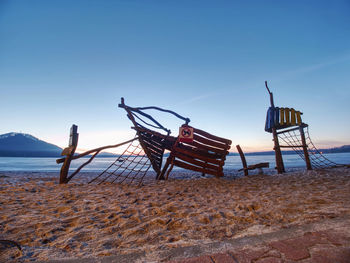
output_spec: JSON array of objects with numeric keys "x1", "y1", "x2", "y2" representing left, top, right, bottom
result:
[{"x1": 0, "y1": 168, "x2": 349, "y2": 262}]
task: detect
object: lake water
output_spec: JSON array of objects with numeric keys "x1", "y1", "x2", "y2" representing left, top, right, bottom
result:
[{"x1": 0, "y1": 153, "x2": 349, "y2": 173}]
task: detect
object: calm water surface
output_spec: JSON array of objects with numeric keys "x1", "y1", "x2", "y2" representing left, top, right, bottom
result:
[{"x1": 0, "y1": 153, "x2": 349, "y2": 172}]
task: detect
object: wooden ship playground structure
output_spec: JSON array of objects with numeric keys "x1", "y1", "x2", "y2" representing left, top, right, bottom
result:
[
  {"x1": 57, "y1": 82, "x2": 344, "y2": 185},
  {"x1": 57, "y1": 98, "x2": 232, "y2": 185},
  {"x1": 264, "y1": 81, "x2": 340, "y2": 174}
]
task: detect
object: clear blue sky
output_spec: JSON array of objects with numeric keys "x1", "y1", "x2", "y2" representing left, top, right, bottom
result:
[{"x1": 1, "y1": 0, "x2": 349, "y2": 153}]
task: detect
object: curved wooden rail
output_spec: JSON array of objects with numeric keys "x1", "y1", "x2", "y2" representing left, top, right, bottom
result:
[
  {"x1": 57, "y1": 134, "x2": 139, "y2": 184},
  {"x1": 56, "y1": 137, "x2": 138, "y2": 164}
]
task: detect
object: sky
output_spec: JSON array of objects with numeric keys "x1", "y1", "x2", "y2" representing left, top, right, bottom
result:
[{"x1": 1, "y1": 0, "x2": 349, "y2": 153}]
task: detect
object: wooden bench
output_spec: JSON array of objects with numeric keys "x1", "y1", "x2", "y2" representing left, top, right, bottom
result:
[{"x1": 158, "y1": 126, "x2": 232, "y2": 179}]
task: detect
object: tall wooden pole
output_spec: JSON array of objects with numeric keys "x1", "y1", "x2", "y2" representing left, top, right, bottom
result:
[
  {"x1": 265, "y1": 81, "x2": 285, "y2": 173},
  {"x1": 59, "y1": 125, "x2": 78, "y2": 184},
  {"x1": 272, "y1": 127, "x2": 285, "y2": 173}
]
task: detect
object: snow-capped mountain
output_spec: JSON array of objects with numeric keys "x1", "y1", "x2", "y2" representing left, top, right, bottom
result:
[
  {"x1": 0, "y1": 132, "x2": 62, "y2": 157},
  {"x1": 0, "y1": 132, "x2": 39, "y2": 141}
]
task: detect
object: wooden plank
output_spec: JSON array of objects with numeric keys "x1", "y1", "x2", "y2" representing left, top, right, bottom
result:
[
  {"x1": 276, "y1": 122, "x2": 307, "y2": 132},
  {"x1": 140, "y1": 141, "x2": 164, "y2": 163},
  {"x1": 193, "y1": 134, "x2": 229, "y2": 150},
  {"x1": 276, "y1": 126, "x2": 301, "y2": 135},
  {"x1": 194, "y1": 133, "x2": 229, "y2": 150},
  {"x1": 190, "y1": 140, "x2": 229, "y2": 156},
  {"x1": 132, "y1": 126, "x2": 164, "y2": 138},
  {"x1": 149, "y1": 151, "x2": 162, "y2": 160},
  {"x1": 149, "y1": 152, "x2": 162, "y2": 163},
  {"x1": 177, "y1": 143, "x2": 224, "y2": 160},
  {"x1": 133, "y1": 126, "x2": 177, "y2": 150},
  {"x1": 173, "y1": 160, "x2": 223, "y2": 177},
  {"x1": 137, "y1": 134, "x2": 161, "y2": 175},
  {"x1": 141, "y1": 138, "x2": 164, "y2": 155},
  {"x1": 138, "y1": 129, "x2": 165, "y2": 152},
  {"x1": 193, "y1": 127, "x2": 232, "y2": 145},
  {"x1": 246, "y1": 162, "x2": 269, "y2": 170},
  {"x1": 173, "y1": 146, "x2": 224, "y2": 165},
  {"x1": 140, "y1": 132, "x2": 165, "y2": 148},
  {"x1": 174, "y1": 152, "x2": 221, "y2": 172}
]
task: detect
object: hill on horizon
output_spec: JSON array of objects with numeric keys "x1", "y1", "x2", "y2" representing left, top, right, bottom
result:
[
  {"x1": 0, "y1": 132, "x2": 119, "y2": 158},
  {"x1": 0, "y1": 132, "x2": 63, "y2": 157}
]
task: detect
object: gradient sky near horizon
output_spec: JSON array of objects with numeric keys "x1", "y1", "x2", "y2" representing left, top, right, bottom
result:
[{"x1": 1, "y1": 0, "x2": 349, "y2": 153}]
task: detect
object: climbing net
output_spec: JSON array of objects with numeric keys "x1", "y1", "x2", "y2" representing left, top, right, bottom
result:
[
  {"x1": 278, "y1": 126, "x2": 340, "y2": 169},
  {"x1": 89, "y1": 137, "x2": 153, "y2": 186}
]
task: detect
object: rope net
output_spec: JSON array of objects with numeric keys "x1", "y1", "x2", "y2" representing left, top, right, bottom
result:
[
  {"x1": 89, "y1": 136, "x2": 153, "y2": 186},
  {"x1": 278, "y1": 126, "x2": 340, "y2": 169}
]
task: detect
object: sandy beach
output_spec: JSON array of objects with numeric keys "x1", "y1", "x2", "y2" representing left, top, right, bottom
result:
[{"x1": 0, "y1": 168, "x2": 349, "y2": 262}]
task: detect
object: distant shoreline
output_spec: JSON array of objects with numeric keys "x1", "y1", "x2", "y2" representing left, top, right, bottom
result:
[{"x1": 1, "y1": 149, "x2": 350, "y2": 158}]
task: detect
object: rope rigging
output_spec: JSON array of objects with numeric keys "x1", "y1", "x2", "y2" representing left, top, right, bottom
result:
[
  {"x1": 89, "y1": 136, "x2": 153, "y2": 186},
  {"x1": 277, "y1": 126, "x2": 341, "y2": 169}
]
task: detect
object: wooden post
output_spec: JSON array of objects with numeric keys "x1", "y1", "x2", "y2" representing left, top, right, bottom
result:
[
  {"x1": 272, "y1": 127, "x2": 285, "y2": 173},
  {"x1": 59, "y1": 125, "x2": 79, "y2": 184},
  {"x1": 236, "y1": 145, "x2": 249, "y2": 176},
  {"x1": 299, "y1": 124, "x2": 312, "y2": 170},
  {"x1": 265, "y1": 81, "x2": 285, "y2": 174}
]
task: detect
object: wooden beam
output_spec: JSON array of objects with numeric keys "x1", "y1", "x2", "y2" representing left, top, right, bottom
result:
[
  {"x1": 299, "y1": 125, "x2": 312, "y2": 170},
  {"x1": 273, "y1": 127, "x2": 285, "y2": 174}
]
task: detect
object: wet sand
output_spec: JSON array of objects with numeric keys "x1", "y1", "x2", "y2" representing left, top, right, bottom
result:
[{"x1": 0, "y1": 168, "x2": 349, "y2": 262}]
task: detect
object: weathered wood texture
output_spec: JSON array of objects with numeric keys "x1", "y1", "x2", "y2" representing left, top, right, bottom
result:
[
  {"x1": 265, "y1": 81, "x2": 285, "y2": 174},
  {"x1": 56, "y1": 138, "x2": 138, "y2": 164},
  {"x1": 236, "y1": 144, "x2": 249, "y2": 176},
  {"x1": 236, "y1": 144, "x2": 269, "y2": 175},
  {"x1": 119, "y1": 98, "x2": 183, "y2": 178},
  {"x1": 265, "y1": 81, "x2": 313, "y2": 173},
  {"x1": 299, "y1": 125, "x2": 312, "y2": 170},
  {"x1": 119, "y1": 98, "x2": 232, "y2": 180},
  {"x1": 159, "y1": 126, "x2": 232, "y2": 179},
  {"x1": 57, "y1": 126, "x2": 140, "y2": 184},
  {"x1": 59, "y1": 125, "x2": 78, "y2": 184},
  {"x1": 137, "y1": 127, "x2": 176, "y2": 174}
]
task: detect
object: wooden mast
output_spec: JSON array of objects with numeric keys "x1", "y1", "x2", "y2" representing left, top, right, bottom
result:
[{"x1": 265, "y1": 81, "x2": 285, "y2": 173}]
